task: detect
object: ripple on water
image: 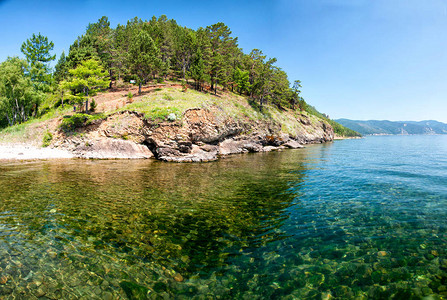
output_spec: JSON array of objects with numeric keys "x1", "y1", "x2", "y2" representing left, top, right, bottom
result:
[{"x1": 0, "y1": 136, "x2": 446, "y2": 298}]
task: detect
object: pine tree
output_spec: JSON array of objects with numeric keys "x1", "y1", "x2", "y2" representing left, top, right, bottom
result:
[
  {"x1": 60, "y1": 59, "x2": 109, "y2": 111},
  {"x1": 233, "y1": 67, "x2": 250, "y2": 95},
  {"x1": 54, "y1": 51, "x2": 68, "y2": 82},
  {"x1": 127, "y1": 28, "x2": 161, "y2": 94},
  {"x1": 189, "y1": 49, "x2": 205, "y2": 90},
  {"x1": 206, "y1": 23, "x2": 238, "y2": 94},
  {"x1": 86, "y1": 16, "x2": 115, "y2": 88},
  {"x1": 20, "y1": 33, "x2": 56, "y2": 92}
]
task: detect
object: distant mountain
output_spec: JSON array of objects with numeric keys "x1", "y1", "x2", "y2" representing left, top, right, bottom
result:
[{"x1": 335, "y1": 119, "x2": 447, "y2": 135}]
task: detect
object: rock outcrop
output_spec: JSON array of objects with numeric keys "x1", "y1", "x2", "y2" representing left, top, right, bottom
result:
[{"x1": 55, "y1": 106, "x2": 334, "y2": 162}]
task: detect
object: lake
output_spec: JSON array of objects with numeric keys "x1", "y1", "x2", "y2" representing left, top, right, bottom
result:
[{"x1": 0, "y1": 135, "x2": 446, "y2": 299}]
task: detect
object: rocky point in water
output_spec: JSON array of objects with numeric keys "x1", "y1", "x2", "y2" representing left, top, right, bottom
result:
[{"x1": 53, "y1": 106, "x2": 334, "y2": 162}]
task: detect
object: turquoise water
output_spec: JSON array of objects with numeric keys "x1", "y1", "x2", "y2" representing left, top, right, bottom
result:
[{"x1": 0, "y1": 135, "x2": 446, "y2": 299}]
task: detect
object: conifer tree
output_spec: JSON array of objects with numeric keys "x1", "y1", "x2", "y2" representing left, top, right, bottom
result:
[
  {"x1": 189, "y1": 49, "x2": 205, "y2": 90},
  {"x1": 128, "y1": 29, "x2": 161, "y2": 94},
  {"x1": 60, "y1": 59, "x2": 109, "y2": 111},
  {"x1": 206, "y1": 23, "x2": 238, "y2": 94},
  {"x1": 20, "y1": 33, "x2": 56, "y2": 92}
]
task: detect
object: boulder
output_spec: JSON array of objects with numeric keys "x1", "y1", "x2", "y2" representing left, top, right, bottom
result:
[
  {"x1": 75, "y1": 139, "x2": 154, "y2": 159},
  {"x1": 283, "y1": 140, "x2": 304, "y2": 149}
]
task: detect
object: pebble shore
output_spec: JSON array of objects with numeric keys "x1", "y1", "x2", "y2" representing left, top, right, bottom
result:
[{"x1": 0, "y1": 144, "x2": 74, "y2": 160}]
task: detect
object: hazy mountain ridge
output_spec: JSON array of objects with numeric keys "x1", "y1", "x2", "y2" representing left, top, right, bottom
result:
[{"x1": 335, "y1": 119, "x2": 447, "y2": 135}]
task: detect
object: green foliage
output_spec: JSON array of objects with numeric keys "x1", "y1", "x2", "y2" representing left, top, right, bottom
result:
[
  {"x1": 60, "y1": 114, "x2": 89, "y2": 132},
  {"x1": 189, "y1": 48, "x2": 205, "y2": 90},
  {"x1": 0, "y1": 15, "x2": 339, "y2": 133},
  {"x1": 89, "y1": 99, "x2": 97, "y2": 112},
  {"x1": 65, "y1": 35, "x2": 99, "y2": 70},
  {"x1": 60, "y1": 59, "x2": 110, "y2": 109},
  {"x1": 59, "y1": 113, "x2": 105, "y2": 133},
  {"x1": 206, "y1": 22, "x2": 239, "y2": 93},
  {"x1": 20, "y1": 33, "x2": 56, "y2": 93},
  {"x1": 54, "y1": 51, "x2": 68, "y2": 82},
  {"x1": 146, "y1": 107, "x2": 180, "y2": 121},
  {"x1": 55, "y1": 15, "x2": 309, "y2": 111},
  {"x1": 0, "y1": 57, "x2": 41, "y2": 126},
  {"x1": 127, "y1": 92, "x2": 133, "y2": 100},
  {"x1": 181, "y1": 81, "x2": 187, "y2": 92},
  {"x1": 163, "y1": 93, "x2": 173, "y2": 100},
  {"x1": 42, "y1": 131, "x2": 53, "y2": 147},
  {"x1": 305, "y1": 105, "x2": 361, "y2": 137},
  {"x1": 233, "y1": 68, "x2": 250, "y2": 95},
  {"x1": 327, "y1": 119, "x2": 361, "y2": 137},
  {"x1": 128, "y1": 27, "x2": 162, "y2": 93}
]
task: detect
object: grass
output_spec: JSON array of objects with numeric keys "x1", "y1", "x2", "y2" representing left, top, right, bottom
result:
[
  {"x1": 0, "y1": 105, "x2": 74, "y2": 144},
  {"x1": 60, "y1": 113, "x2": 106, "y2": 133},
  {"x1": 116, "y1": 88, "x2": 264, "y2": 123},
  {"x1": 42, "y1": 131, "x2": 53, "y2": 147},
  {"x1": 0, "y1": 82, "x2": 348, "y2": 145}
]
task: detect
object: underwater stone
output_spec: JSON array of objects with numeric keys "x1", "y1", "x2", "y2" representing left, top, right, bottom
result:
[
  {"x1": 377, "y1": 251, "x2": 387, "y2": 257},
  {"x1": 102, "y1": 291, "x2": 113, "y2": 300},
  {"x1": 174, "y1": 273, "x2": 184, "y2": 282}
]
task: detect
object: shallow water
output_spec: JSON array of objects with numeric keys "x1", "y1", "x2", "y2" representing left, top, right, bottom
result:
[{"x1": 0, "y1": 135, "x2": 446, "y2": 299}]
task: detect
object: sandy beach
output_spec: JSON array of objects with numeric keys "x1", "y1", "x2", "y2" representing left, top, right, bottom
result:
[{"x1": 0, "y1": 144, "x2": 74, "y2": 160}]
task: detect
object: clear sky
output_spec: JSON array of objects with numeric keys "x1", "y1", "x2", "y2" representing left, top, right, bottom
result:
[{"x1": 1, "y1": 0, "x2": 446, "y2": 122}]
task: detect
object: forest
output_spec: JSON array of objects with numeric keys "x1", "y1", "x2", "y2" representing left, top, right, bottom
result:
[{"x1": 0, "y1": 15, "x2": 312, "y2": 129}]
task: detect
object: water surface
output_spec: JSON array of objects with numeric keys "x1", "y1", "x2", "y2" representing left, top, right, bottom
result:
[{"x1": 0, "y1": 135, "x2": 446, "y2": 299}]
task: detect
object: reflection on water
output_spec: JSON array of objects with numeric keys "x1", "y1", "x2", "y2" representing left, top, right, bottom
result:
[
  {"x1": 0, "y1": 152, "x2": 306, "y2": 299},
  {"x1": 1, "y1": 135, "x2": 447, "y2": 299}
]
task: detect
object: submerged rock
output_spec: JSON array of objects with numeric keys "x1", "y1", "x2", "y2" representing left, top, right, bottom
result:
[
  {"x1": 173, "y1": 273, "x2": 184, "y2": 282},
  {"x1": 377, "y1": 251, "x2": 388, "y2": 257}
]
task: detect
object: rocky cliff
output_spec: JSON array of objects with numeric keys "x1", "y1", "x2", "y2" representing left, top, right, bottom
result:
[{"x1": 54, "y1": 104, "x2": 334, "y2": 162}]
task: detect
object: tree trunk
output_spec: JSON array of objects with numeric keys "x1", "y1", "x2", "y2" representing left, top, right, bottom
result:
[
  {"x1": 139, "y1": 82, "x2": 142, "y2": 94},
  {"x1": 109, "y1": 69, "x2": 113, "y2": 89},
  {"x1": 85, "y1": 88, "x2": 89, "y2": 113}
]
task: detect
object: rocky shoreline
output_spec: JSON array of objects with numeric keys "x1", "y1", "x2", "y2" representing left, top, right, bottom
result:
[
  {"x1": 0, "y1": 106, "x2": 335, "y2": 162},
  {"x1": 49, "y1": 107, "x2": 334, "y2": 162}
]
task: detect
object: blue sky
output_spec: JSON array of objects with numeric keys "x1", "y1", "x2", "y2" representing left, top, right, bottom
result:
[{"x1": 1, "y1": 0, "x2": 446, "y2": 122}]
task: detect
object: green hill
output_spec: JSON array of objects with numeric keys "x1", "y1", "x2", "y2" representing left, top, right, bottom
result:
[{"x1": 336, "y1": 119, "x2": 447, "y2": 135}]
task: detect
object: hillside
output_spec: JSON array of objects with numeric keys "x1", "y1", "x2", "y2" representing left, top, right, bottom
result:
[
  {"x1": 336, "y1": 119, "x2": 447, "y2": 135},
  {"x1": 0, "y1": 83, "x2": 336, "y2": 161},
  {"x1": 0, "y1": 15, "x2": 360, "y2": 162}
]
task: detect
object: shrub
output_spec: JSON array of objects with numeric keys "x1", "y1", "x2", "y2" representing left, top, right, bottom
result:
[
  {"x1": 42, "y1": 131, "x2": 53, "y2": 147},
  {"x1": 127, "y1": 92, "x2": 133, "y2": 103},
  {"x1": 60, "y1": 114, "x2": 89, "y2": 132},
  {"x1": 90, "y1": 99, "x2": 97, "y2": 112},
  {"x1": 181, "y1": 81, "x2": 188, "y2": 92},
  {"x1": 59, "y1": 113, "x2": 105, "y2": 133},
  {"x1": 163, "y1": 93, "x2": 174, "y2": 100}
]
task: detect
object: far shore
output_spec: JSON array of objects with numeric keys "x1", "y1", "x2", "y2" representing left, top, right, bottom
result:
[{"x1": 334, "y1": 135, "x2": 363, "y2": 140}]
